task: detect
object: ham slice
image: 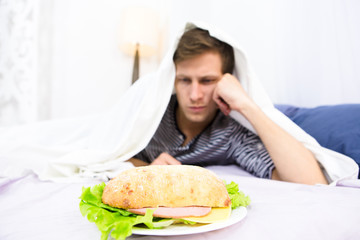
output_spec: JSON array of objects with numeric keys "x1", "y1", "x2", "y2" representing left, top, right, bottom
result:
[{"x1": 128, "y1": 206, "x2": 211, "y2": 218}]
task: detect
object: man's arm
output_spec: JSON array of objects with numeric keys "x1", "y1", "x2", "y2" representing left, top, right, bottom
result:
[
  {"x1": 213, "y1": 74, "x2": 328, "y2": 185},
  {"x1": 127, "y1": 158, "x2": 149, "y2": 167}
]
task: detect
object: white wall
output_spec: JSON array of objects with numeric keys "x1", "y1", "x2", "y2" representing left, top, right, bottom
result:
[
  {"x1": 1, "y1": 0, "x2": 359, "y2": 125},
  {"x1": 49, "y1": 0, "x2": 170, "y2": 119}
]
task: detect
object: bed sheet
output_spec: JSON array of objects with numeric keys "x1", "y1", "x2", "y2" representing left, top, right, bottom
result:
[{"x1": 1, "y1": 165, "x2": 360, "y2": 240}]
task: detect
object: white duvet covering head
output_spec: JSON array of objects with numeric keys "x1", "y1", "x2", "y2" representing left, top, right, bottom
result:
[{"x1": 0, "y1": 21, "x2": 358, "y2": 183}]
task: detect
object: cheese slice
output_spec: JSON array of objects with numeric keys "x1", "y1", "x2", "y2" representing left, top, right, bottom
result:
[{"x1": 182, "y1": 206, "x2": 231, "y2": 223}]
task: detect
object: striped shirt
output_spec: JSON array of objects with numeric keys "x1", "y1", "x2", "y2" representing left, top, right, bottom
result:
[{"x1": 135, "y1": 95, "x2": 275, "y2": 178}]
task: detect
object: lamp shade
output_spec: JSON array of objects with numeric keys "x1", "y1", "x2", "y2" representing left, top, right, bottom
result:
[{"x1": 118, "y1": 7, "x2": 160, "y2": 57}]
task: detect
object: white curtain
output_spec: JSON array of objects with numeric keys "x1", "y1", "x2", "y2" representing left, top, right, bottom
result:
[{"x1": 0, "y1": 0, "x2": 40, "y2": 126}]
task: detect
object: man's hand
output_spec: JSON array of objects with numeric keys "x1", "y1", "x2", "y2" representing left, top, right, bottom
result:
[
  {"x1": 151, "y1": 152, "x2": 182, "y2": 165},
  {"x1": 213, "y1": 73, "x2": 254, "y2": 116}
]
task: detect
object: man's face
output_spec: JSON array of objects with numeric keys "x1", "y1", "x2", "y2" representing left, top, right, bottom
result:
[{"x1": 175, "y1": 52, "x2": 223, "y2": 125}]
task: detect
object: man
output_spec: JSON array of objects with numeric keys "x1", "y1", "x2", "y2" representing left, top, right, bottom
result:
[{"x1": 129, "y1": 27, "x2": 327, "y2": 185}]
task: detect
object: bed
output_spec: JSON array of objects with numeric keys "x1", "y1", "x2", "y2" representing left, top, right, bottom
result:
[{"x1": 1, "y1": 103, "x2": 360, "y2": 240}]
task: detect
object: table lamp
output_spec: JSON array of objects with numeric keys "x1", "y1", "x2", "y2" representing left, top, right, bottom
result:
[{"x1": 118, "y1": 7, "x2": 160, "y2": 84}]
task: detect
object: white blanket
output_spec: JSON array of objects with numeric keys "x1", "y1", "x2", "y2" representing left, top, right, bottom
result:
[{"x1": 0, "y1": 21, "x2": 358, "y2": 184}]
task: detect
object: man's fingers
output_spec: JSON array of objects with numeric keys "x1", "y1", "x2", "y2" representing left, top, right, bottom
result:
[
  {"x1": 151, "y1": 153, "x2": 181, "y2": 165},
  {"x1": 168, "y1": 159, "x2": 182, "y2": 165},
  {"x1": 163, "y1": 154, "x2": 181, "y2": 165},
  {"x1": 216, "y1": 97, "x2": 231, "y2": 116},
  {"x1": 213, "y1": 90, "x2": 231, "y2": 116}
]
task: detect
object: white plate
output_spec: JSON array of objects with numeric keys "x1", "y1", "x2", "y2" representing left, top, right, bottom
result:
[{"x1": 132, "y1": 206, "x2": 247, "y2": 236}]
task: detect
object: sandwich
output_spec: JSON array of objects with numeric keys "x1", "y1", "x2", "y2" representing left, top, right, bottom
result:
[{"x1": 79, "y1": 165, "x2": 250, "y2": 240}]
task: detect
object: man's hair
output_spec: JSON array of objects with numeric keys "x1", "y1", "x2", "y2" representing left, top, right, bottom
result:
[{"x1": 173, "y1": 27, "x2": 235, "y2": 74}]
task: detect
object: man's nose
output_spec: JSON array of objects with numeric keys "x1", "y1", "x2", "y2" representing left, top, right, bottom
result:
[{"x1": 190, "y1": 82, "x2": 203, "y2": 101}]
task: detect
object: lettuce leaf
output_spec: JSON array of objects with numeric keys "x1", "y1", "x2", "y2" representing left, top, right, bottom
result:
[
  {"x1": 79, "y1": 183, "x2": 157, "y2": 240},
  {"x1": 225, "y1": 181, "x2": 251, "y2": 209},
  {"x1": 79, "y1": 180, "x2": 250, "y2": 240}
]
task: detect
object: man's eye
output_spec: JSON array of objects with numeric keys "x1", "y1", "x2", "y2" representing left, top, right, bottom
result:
[
  {"x1": 201, "y1": 79, "x2": 215, "y2": 84},
  {"x1": 179, "y1": 78, "x2": 190, "y2": 83}
]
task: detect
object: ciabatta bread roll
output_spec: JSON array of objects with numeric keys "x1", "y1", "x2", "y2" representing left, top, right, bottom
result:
[{"x1": 102, "y1": 165, "x2": 231, "y2": 209}]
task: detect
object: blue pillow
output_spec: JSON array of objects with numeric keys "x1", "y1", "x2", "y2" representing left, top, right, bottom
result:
[{"x1": 276, "y1": 104, "x2": 360, "y2": 178}]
